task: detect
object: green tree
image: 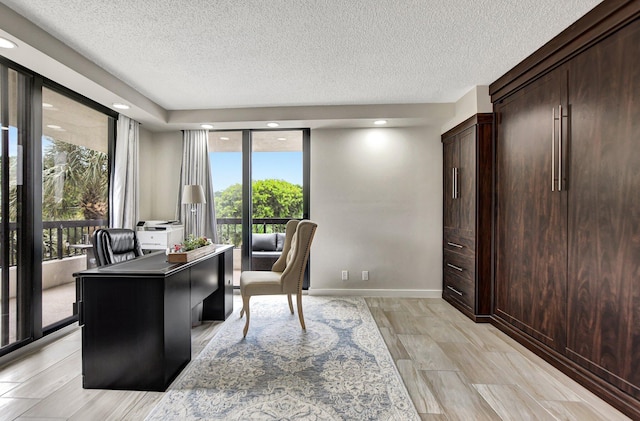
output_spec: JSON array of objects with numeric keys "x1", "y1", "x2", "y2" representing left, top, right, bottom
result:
[
  {"x1": 215, "y1": 183, "x2": 243, "y2": 218},
  {"x1": 215, "y1": 179, "x2": 303, "y2": 219},
  {"x1": 252, "y1": 179, "x2": 303, "y2": 218},
  {"x1": 42, "y1": 139, "x2": 108, "y2": 220}
]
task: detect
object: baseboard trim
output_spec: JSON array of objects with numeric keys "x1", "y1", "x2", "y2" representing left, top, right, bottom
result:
[{"x1": 307, "y1": 288, "x2": 442, "y2": 298}]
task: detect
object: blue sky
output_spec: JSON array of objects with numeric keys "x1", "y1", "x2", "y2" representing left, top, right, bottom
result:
[{"x1": 210, "y1": 151, "x2": 302, "y2": 192}]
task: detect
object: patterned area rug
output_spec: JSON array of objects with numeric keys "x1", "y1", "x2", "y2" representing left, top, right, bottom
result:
[{"x1": 146, "y1": 295, "x2": 419, "y2": 420}]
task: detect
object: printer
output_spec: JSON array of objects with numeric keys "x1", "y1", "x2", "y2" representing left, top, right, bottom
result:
[{"x1": 136, "y1": 220, "x2": 184, "y2": 251}]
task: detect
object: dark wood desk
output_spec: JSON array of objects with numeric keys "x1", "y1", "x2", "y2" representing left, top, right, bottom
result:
[{"x1": 73, "y1": 244, "x2": 233, "y2": 391}]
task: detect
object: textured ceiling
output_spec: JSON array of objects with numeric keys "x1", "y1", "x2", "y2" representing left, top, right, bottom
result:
[{"x1": 0, "y1": 0, "x2": 601, "y2": 111}]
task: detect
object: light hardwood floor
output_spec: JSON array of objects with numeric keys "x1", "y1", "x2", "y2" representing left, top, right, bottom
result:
[
  {"x1": 0, "y1": 296, "x2": 631, "y2": 420},
  {"x1": 366, "y1": 297, "x2": 630, "y2": 421}
]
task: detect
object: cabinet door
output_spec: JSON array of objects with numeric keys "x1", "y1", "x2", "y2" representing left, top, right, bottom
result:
[
  {"x1": 443, "y1": 136, "x2": 459, "y2": 232},
  {"x1": 494, "y1": 67, "x2": 568, "y2": 351},
  {"x1": 457, "y1": 127, "x2": 476, "y2": 237},
  {"x1": 567, "y1": 20, "x2": 640, "y2": 393}
]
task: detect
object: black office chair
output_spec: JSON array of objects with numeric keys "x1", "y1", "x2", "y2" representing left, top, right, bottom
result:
[{"x1": 92, "y1": 228, "x2": 144, "y2": 266}]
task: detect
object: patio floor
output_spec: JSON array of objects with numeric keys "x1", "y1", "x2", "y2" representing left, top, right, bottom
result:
[{"x1": 2, "y1": 281, "x2": 76, "y2": 346}]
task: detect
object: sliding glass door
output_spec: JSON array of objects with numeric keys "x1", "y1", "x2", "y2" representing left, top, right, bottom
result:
[
  {"x1": 41, "y1": 87, "x2": 110, "y2": 329},
  {"x1": 209, "y1": 131, "x2": 243, "y2": 286},
  {"x1": 0, "y1": 66, "x2": 28, "y2": 348},
  {"x1": 209, "y1": 129, "x2": 309, "y2": 287},
  {"x1": 250, "y1": 131, "x2": 304, "y2": 270},
  {"x1": 0, "y1": 57, "x2": 115, "y2": 356}
]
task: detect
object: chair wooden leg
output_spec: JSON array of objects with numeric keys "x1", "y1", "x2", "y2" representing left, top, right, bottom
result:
[
  {"x1": 296, "y1": 293, "x2": 305, "y2": 330},
  {"x1": 287, "y1": 294, "x2": 294, "y2": 314},
  {"x1": 242, "y1": 295, "x2": 251, "y2": 338},
  {"x1": 239, "y1": 303, "x2": 244, "y2": 318}
]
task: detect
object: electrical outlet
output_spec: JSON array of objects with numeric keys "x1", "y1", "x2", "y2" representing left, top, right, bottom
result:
[
  {"x1": 341, "y1": 270, "x2": 348, "y2": 281},
  {"x1": 362, "y1": 270, "x2": 369, "y2": 281}
]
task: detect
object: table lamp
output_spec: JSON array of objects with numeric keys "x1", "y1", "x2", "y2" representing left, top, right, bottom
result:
[
  {"x1": 181, "y1": 184, "x2": 206, "y2": 237},
  {"x1": 181, "y1": 184, "x2": 206, "y2": 211}
]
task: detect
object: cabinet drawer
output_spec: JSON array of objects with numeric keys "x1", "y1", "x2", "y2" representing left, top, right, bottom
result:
[
  {"x1": 443, "y1": 272, "x2": 474, "y2": 309},
  {"x1": 443, "y1": 230, "x2": 475, "y2": 256},
  {"x1": 444, "y1": 250, "x2": 475, "y2": 281}
]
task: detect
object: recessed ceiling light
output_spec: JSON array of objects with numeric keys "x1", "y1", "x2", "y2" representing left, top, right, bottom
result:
[
  {"x1": 42, "y1": 103, "x2": 53, "y2": 108},
  {"x1": 374, "y1": 120, "x2": 387, "y2": 125},
  {"x1": 200, "y1": 124, "x2": 214, "y2": 129},
  {"x1": 46, "y1": 124, "x2": 66, "y2": 132},
  {"x1": 112, "y1": 103, "x2": 130, "y2": 110},
  {"x1": 219, "y1": 136, "x2": 230, "y2": 140},
  {"x1": 0, "y1": 38, "x2": 17, "y2": 49},
  {"x1": 267, "y1": 122, "x2": 279, "y2": 128},
  {"x1": 277, "y1": 137, "x2": 287, "y2": 141}
]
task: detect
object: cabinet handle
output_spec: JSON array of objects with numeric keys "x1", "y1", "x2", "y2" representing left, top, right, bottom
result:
[
  {"x1": 452, "y1": 168, "x2": 456, "y2": 199},
  {"x1": 454, "y1": 167, "x2": 459, "y2": 199},
  {"x1": 447, "y1": 263, "x2": 464, "y2": 272},
  {"x1": 447, "y1": 242, "x2": 463, "y2": 248},
  {"x1": 558, "y1": 105, "x2": 563, "y2": 191},
  {"x1": 551, "y1": 107, "x2": 556, "y2": 192},
  {"x1": 447, "y1": 285, "x2": 463, "y2": 296}
]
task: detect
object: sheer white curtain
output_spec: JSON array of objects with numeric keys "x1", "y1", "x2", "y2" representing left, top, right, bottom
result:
[
  {"x1": 176, "y1": 130, "x2": 218, "y2": 241},
  {"x1": 112, "y1": 115, "x2": 139, "y2": 229}
]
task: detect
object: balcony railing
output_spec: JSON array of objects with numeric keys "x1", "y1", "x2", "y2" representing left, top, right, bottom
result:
[
  {"x1": 216, "y1": 218, "x2": 290, "y2": 247},
  {"x1": 4, "y1": 219, "x2": 108, "y2": 267},
  {"x1": 3, "y1": 218, "x2": 288, "y2": 266}
]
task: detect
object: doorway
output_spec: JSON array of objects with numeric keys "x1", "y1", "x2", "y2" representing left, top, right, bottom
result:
[
  {"x1": 0, "y1": 58, "x2": 115, "y2": 356},
  {"x1": 209, "y1": 129, "x2": 310, "y2": 287}
]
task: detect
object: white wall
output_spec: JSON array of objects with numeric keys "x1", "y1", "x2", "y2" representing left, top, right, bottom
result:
[
  {"x1": 309, "y1": 126, "x2": 442, "y2": 296},
  {"x1": 139, "y1": 125, "x2": 444, "y2": 297},
  {"x1": 441, "y1": 85, "x2": 492, "y2": 133},
  {"x1": 139, "y1": 130, "x2": 182, "y2": 220}
]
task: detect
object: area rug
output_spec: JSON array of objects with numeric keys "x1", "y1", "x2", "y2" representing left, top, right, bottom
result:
[{"x1": 146, "y1": 295, "x2": 419, "y2": 420}]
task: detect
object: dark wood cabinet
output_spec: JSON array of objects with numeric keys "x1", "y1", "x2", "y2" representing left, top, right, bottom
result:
[
  {"x1": 494, "y1": 66, "x2": 568, "y2": 352},
  {"x1": 565, "y1": 19, "x2": 640, "y2": 399},
  {"x1": 442, "y1": 114, "x2": 492, "y2": 321},
  {"x1": 490, "y1": 2, "x2": 640, "y2": 417}
]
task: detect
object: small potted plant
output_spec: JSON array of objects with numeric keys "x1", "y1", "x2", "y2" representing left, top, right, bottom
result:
[{"x1": 168, "y1": 235, "x2": 216, "y2": 262}]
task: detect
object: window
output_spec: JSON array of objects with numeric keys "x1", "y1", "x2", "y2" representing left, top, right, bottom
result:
[
  {"x1": 0, "y1": 57, "x2": 115, "y2": 356},
  {"x1": 41, "y1": 87, "x2": 110, "y2": 328},
  {"x1": 209, "y1": 129, "x2": 309, "y2": 287}
]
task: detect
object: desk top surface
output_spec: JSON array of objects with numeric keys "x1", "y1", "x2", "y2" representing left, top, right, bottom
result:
[{"x1": 74, "y1": 244, "x2": 232, "y2": 278}]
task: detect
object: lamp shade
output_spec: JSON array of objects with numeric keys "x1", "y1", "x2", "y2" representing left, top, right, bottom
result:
[{"x1": 181, "y1": 184, "x2": 206, "y2": 205}]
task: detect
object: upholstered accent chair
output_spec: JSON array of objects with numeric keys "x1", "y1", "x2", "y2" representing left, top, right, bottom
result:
[
  {"x1": 239, "y1": 219, "x2": 318, "y2": 337},
  {"x1": 92, "y1": 228, "x2": 144, "y2": 267}
]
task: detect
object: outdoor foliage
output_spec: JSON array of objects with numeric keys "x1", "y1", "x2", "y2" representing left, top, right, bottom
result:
[
  {"x1": 215, "y1": 179, "x2": 303, "y2": 219},
  {"x1": 42, "y1": 138, "x2": 108, "y2": 221},
  {"x1": 215, "y1": 179, "x2": 302, "y2": 245}
]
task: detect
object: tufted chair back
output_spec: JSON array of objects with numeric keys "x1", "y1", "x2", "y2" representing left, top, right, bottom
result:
[
  {"x1": 239, "y1": 219, "x2": 318, "y2": 337},
  {"x1": 92, "y1": 228, "x2": 143, "y2": 267}
]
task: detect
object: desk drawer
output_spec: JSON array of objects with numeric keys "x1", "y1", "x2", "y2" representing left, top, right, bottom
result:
[
  {"x1": 444, "y1": 250, "x2": 475, "y2": 281},
  {"x1": 443, "y1": 272, "x2": 474, "y2": 309}
]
